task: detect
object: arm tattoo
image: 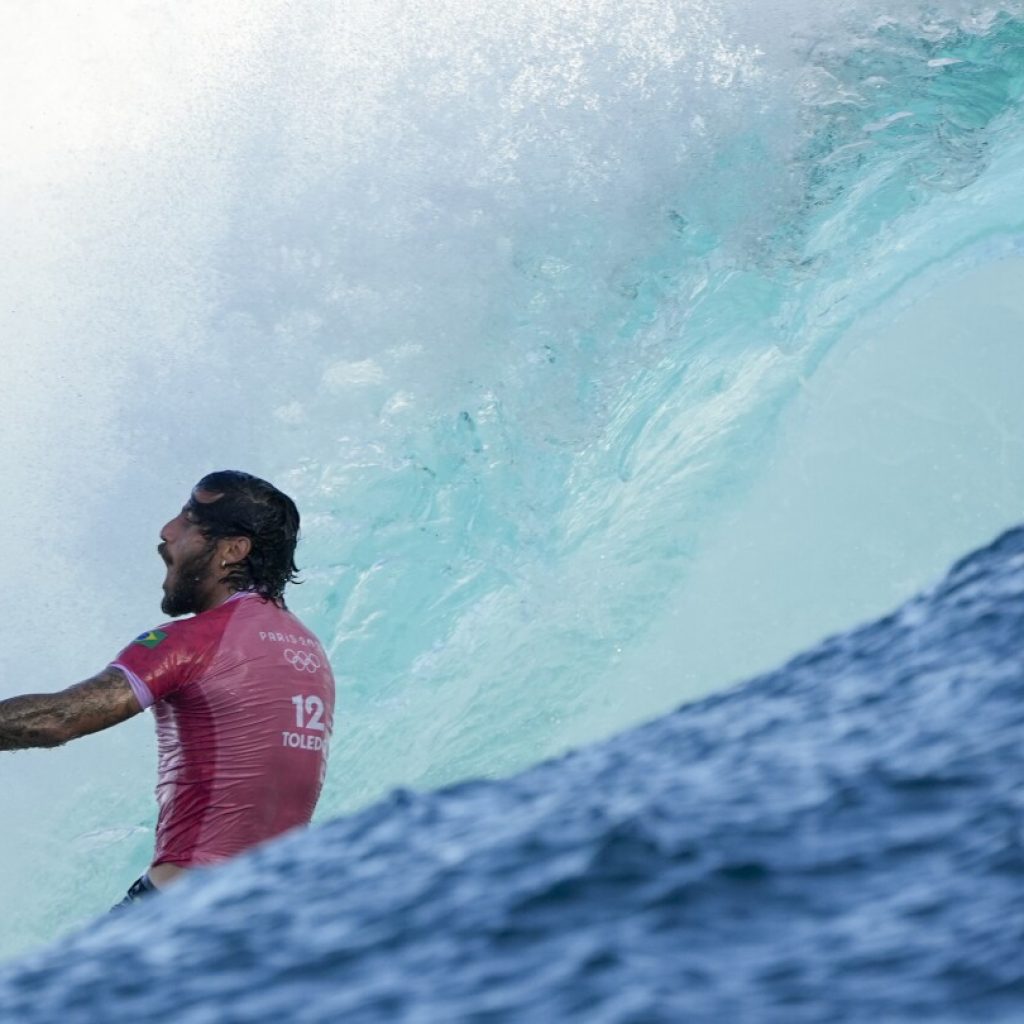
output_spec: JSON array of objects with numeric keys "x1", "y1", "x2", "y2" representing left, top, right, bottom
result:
[{"x1": 0, "y1": 669, "x2": 142, "y2": 752}]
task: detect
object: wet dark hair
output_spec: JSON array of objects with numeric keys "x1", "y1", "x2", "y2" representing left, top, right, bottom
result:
[{"x1": 186, "y1": 470, "x2": 301, "y2": 604}]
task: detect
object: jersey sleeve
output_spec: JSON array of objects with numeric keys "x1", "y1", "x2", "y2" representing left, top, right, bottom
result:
[{"x1": 109, "y1": 620, "x2": 211, "y2": 709}]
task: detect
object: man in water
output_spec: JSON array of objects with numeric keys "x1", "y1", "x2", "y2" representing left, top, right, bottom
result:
[{"x1": 0, "y1": 471, "x2": 335, "y2": 906}]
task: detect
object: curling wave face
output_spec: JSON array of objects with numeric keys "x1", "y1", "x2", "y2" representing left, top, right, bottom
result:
[{"x1": 295, "y1": 2, "x2": 1024, "y2": 810}]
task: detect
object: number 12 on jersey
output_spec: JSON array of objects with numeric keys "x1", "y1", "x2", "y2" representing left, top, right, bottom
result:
[{"x1": 291, "y1": 694, "x2": 327, "y2": 731}]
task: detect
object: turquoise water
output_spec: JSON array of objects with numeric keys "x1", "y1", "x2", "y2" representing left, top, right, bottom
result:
[{"x1": 1, "y1": 0, "x2": 1024, "y2": 960}]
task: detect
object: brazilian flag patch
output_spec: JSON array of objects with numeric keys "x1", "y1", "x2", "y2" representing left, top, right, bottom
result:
[{"x1": 133, "y1": 629, "x2": 168, "y2": 649}]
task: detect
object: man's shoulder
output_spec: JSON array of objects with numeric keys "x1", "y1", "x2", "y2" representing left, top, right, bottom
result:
[
  {"x1": 120, "y1": 612, "x2": 219, "y2": 661},
  {"x1": 135, "y1": 596, "x2": 245, "y2": 650}
]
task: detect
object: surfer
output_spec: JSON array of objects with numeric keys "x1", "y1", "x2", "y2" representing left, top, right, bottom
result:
[{"x1": 0, "y1": 471, "x2": 335, "y2": 908}]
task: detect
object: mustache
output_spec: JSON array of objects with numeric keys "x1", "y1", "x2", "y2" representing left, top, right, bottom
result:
[{"x1": 158, "y1": 543, "x2": 170, "y2": 565}]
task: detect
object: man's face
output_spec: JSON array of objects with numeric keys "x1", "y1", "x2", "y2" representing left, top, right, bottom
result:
[{"x1": 157, "y1": 489, "x2": 220, "y2": 616}]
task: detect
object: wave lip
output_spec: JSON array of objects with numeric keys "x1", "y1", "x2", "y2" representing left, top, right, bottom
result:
[{"x1": 2, "y1": 525, "x2": 1023, "y2": 1022}]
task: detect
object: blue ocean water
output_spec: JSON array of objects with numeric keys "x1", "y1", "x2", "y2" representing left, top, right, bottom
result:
[
  {"x1": 1, "y1": 0, "x2": 1024, "y2": 1006},
  {"x1": 2, "y1": 522, "x2": 1023, "y2": 1021}
]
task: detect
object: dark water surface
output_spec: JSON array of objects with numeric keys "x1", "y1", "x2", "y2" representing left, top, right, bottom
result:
[{"x1": 1, "y1": 527, "x2": 1022, "y2": 1022}]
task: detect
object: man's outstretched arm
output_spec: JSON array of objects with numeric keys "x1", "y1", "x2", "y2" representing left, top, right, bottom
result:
[{"x1": 0, "y1": 669, "x2": 142, "y2": 751}]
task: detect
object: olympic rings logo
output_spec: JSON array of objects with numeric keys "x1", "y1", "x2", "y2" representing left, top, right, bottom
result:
[{"x1": 284, "y1": 649, "x2": 322, "y2": 673}]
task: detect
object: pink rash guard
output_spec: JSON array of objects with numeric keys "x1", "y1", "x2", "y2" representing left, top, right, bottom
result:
[{"x1": 110, "y1": 592, "x2": 335, "y2": 868}]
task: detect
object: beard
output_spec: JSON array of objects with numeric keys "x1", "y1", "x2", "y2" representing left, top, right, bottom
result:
[{"x1": 161, "y1": 540, "x2": 217, "y2": 616}]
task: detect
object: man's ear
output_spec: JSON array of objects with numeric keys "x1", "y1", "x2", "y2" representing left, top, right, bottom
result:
[{"x1": 220, "y1": 536, "x2": 253, "y2": 566}]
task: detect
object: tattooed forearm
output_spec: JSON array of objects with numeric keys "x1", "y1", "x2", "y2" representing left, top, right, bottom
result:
[
  {"x1": 0, "y1": 693, "x2": 72, "y2": 749},
  {"x1": 0, "y1": 669, "x2": 141, "y2": 752}
]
